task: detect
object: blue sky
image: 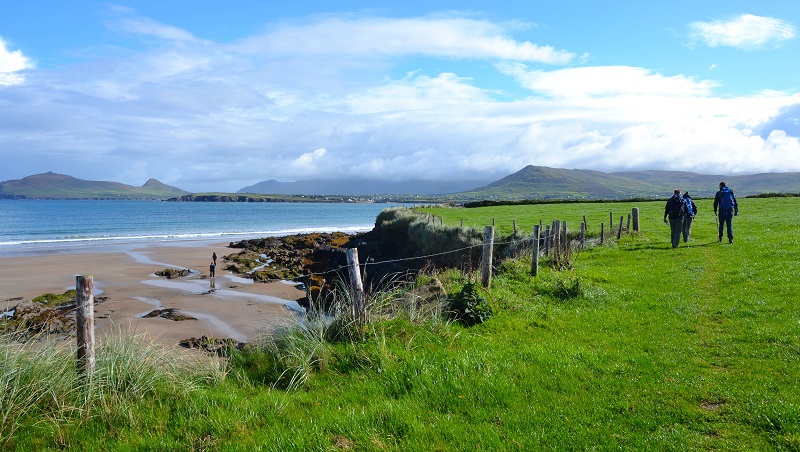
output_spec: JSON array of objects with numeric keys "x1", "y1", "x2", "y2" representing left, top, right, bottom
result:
[{"x1": 1, "y1": 1, "x2": 798, "y2": 192}]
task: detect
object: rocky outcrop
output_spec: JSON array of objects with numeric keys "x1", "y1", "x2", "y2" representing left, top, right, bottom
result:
[
  {"x1": 142, "y1": 308, "x2": 197, "y2": 321},
  {"x1": 178, "y1": 335, "x2": 245, "y2": 356},
  {"x1": 1, "y1": 291, "x2": 108, "y2": 340},
  {"x1": 155, "y1": 268, "x2": 191, "y2": 279}
]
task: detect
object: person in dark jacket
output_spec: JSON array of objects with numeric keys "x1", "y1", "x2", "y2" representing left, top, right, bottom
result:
[
  {"x1": 713, "y1": 181, "x2": 738, "y2": 244},
  {"x1": 682, "y1": 192, "x2": 698, "y2": 242},
  {"x1": 664, "y1": 189, "x2": 685, "y2": 248}
]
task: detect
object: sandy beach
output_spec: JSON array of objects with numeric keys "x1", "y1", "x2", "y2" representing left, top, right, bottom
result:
[{"x1": 0, "y1": 240, "x2": 306, "y2": 346}]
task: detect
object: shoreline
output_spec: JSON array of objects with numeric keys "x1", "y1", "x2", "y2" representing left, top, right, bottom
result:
[{"x1": 0, "y1": 238, "x2": 306, "y2": 346}]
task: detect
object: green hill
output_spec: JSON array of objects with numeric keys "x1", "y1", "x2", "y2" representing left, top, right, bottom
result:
[
  {"x1": 458, "y1": 165, "x2": 800, "y2": 200},
  {"x1": 0, "y1": 172, "x2": 188, "y2": 199}
]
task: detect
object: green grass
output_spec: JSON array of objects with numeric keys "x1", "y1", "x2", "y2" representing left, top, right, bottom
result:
[{"x1": 4, "y1": 197, "x2": 800, "y2": 450}]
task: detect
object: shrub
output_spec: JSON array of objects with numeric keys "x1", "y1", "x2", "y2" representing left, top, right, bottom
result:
[{"x1": 448, "y1": 282, "x2": 492, "y2": 326}]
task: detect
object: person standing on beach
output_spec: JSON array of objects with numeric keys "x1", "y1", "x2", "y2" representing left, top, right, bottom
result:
[
  {"x1": 213, "y1": 252, "x2": 217, "y2": 265},
  {"x1": 209, "y1": 261, "x2": 216, "y2": 278},
  {"x1": 664, "y1": 189, "x2": 686, "y2": 249},
  {"x1": 713, "y1": 181, "x2": 738, "y2": 244}
]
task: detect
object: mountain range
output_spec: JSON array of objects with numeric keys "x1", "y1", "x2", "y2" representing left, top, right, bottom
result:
[
  {"x1": 2, "y1": 167, "x2": 800, "y2": 201},
  {"x1": 0, "y1": 172, "x2": 188, "y2": 199}
]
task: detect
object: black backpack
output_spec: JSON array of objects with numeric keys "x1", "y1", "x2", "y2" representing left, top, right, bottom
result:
[{"x1": 669, "y1": 196, "x2": 686, "y2": 217}]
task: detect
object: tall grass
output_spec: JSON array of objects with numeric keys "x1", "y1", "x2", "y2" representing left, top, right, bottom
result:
[{"x1": 1, "y1": 327, "x2": 226, "y2": 448}]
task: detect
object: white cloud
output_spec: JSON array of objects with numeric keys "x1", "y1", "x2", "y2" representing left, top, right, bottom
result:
[
  {"x1": 497, "y1": 64, "x2": 718, "y2": 98},
  {"x1": 236, "y1": 15, "x2": 575, "y2": 64},
  {"x1": 689, "y1": 14, "x2": 797, "y2": 50},
  {"x1": 0, "y1": 37, "x2": 33, "y2": 86}
]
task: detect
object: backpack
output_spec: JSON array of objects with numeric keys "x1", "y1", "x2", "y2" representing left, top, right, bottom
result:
[
  {"x1": 669, "y1": 195, "x2": 686, "y2": 217},
  {"x1": 720, "y1": 186, "x2": 734, "y2": 210},
  {"x1": 683, "y1": 197, "x2": 695, "y2": 217}
]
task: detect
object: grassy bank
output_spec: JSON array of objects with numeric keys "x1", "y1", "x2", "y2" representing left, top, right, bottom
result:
[{"x1": 4, "y1": 197, "x2": 800, "y2": 450}]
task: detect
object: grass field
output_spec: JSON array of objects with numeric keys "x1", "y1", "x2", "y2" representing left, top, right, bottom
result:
[{"x1": 4, "y1": 197, "x2": 799, "y2": 450}]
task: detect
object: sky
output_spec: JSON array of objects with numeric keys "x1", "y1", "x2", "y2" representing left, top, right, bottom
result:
[{"x1": 1, "y1": 1, "x2": 799, "y2": 193}]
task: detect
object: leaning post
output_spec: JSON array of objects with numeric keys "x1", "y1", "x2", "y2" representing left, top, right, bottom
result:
[
  {"x1": 531, "y1": 224, "x2": 541, "y2": 276},
  {"x1": 481, "y1": 226, "x2": 494, "y2": 288},
  {"x1": 632, "y1": 208, "x2": 640, "y2": 232},
  {"x1": 617, "y1": 216, "x2": 624, "y2": 239},
  {"x1": 346, "y1": 248, "x2": 366, "y2": 326},
  {"x1": 76, "y1": 275, "x2": 96, "y2": 380}
]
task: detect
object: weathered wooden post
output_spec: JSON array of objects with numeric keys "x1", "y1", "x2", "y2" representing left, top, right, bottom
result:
[
  {"x1": 492, "y1": 218, "x2": 495, "y2": 226},
  {"x1": 346, "y1": 248, "x2": 366, "y2": 325},
  {"x1": 609, "y1": 212, "x2": 613, "y2": 231},
  {"x1": 632, "y1": 208, "x2": 640, "y2": 232},
  {"x1": 627, "y1": 213, "x2": 631, "y2": 231},
  {"x1": 617, "y1": 216, "x2": 624, "y2": 239},
  {"x1": 460, "y1": 219, "x2": 464, "y2": 228},
  {"x1": 512, "y1": 220, "x2": 517, "y2": 237},
  {"x1": 481, "y1": 226, "x2": 494, "y2": 288},
  {"x1": 583, "y1": 215, "x2": 588, "y2": 229},
  {"x1": 580, "y1": 222, "x2": 586, "y2": 246},
  {"x1": 76, "y1": 275, "x2": 95, "y2": 380},
  {"x1": 561, "y1": 221, "x2": 568, "y2": 250},
  {"x1": 553, "y1": 220, "x2": 561, "y2": 267},
  {"x1": 544, "y1": 225, "x2": 551, "y2": 256},
  {"x1": 600, "y1": 223, "x2": 605, "y2": 244},
  {"x1": 531, "y1": 225, "x2": 540, "y2": 276},
  {"x1": 440, "y1": 216, "x2": 443, "y2": 225}
]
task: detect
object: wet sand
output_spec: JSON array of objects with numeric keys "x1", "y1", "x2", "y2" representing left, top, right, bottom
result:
[{"x1": 0, "y1": 241, "x2": 305, "y2": 346}]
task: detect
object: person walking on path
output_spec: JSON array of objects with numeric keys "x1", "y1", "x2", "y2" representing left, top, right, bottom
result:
[
  {"x1": 682, "y1": 192, "x2": 698, "y2": 242},
  {"x1": 209, "y1": 261, "x2": 216, "y2": 278},
  {"x1": 713, "y1": 181, "x2": 738, "y2": 244},
  {"x1": 664, "y1": 189, "x2": 686, "y2": 249}
]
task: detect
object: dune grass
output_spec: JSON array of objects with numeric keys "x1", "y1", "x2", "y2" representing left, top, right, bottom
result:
[{"x1": 3, "y1": 197, "x2": 799, "y2": 450}]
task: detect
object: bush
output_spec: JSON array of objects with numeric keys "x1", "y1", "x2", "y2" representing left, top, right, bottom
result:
[{"x1": 448, "y1": 282, "x2": 492, "y2": 327}]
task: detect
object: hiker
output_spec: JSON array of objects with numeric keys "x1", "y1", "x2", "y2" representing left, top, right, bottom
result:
[
  {"x1": 713, "y1": 181, "x2": 738, "y2": 244},
  {"x1": 682, "y1": 192, "x2": 698, "y2": 242},
  {"x1": 664, "y1": 188, "x2": 685, "y2": 248},
  {"x1": 209, "y1": 261, "x2": 216, "y2": 278}
]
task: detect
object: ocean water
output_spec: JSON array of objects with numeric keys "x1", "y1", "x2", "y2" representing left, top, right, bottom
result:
[{"x1": 0, "y1": 200, "x2": 403, "y2": 257}]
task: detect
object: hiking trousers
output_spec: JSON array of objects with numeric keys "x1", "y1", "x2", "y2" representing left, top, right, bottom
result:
[
  {"x1": 682, "y1": 216, "x2": 694, "y2": 242},
  {"x1": 718, "y1": 209, "x2": 734, "y2": 242},
  {"x1": 669, "y1": 217, "x2": 683, "y2": 248}
]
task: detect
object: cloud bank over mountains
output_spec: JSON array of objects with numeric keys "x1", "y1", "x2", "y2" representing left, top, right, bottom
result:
[{"x1": 0, "y1": 8, "x2": 799, "y2": 193}]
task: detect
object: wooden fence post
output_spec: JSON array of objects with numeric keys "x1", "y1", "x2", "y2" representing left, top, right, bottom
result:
[
  {"x1": 76, "y1": 275, "x2": 95, "y2": 380},
  {"x1": 627, "y1": 214, "x2": 631, "y2": 231},
  {"x1": 609, "y1": 212, "x2": 613, "y2": 231},
  {"x1": 346, "y1": 249, "x2": 366, "y2": 325},
  {"x1": 632, "y1": 208, "x2": 640, "y2": 232},
  {"x1": 600, "y1": 223, "x2": 604, "y2": 244},
  {"x1": 460, "y1": 219, "x2": 464, "y2": 228},
  {"x1": 583, "y1": 215, "x2": 588, "y2": 230},
  {"x1": 481, "y1": 226, "x2": 494, "y2": 288},
  {"x1": 544, "y1": 225, "x2": 551, "y2": 256},
  {"x1": 580, "y1": 222, "x2": 586, "y2": 246},
  {"x1": 617, "y1": 216, "x2": 624, "y2": 239},
  {"x1": 512, "y1": 220, "x2": 517, "y2": 237},
  {"x1": 553, "y1": 220, "x2": 561, "y2": 267},
  {"x1": 531, "y1": 225, "x2": 540, "y2": 276}
]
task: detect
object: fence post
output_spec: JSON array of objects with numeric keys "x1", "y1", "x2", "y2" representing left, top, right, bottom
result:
[
  {"x1": 346, "y1": 248, "x2": 366, "y2": 326},
  {"x1": 617, "y1": 216, "x2": 624, "y2": 239},
  {"x1": 583, "y1": 215, "x2": 588, "y2": 230},
  {"x1": 76, "y1": 275, "x2": 95, "y2": 380},
  {"x1": 600, "y1": 223, "x2": 604, "y2": 244},
  {"x1": 481, "y1": 226, "x2": 494, "y2": 288},
  {"x1": 627, "y1": 214, "x2": 631, "y2": 231},
  {"x1": 553, "y1": 220, "x2": 561, "y2": 267},
  {"x1": 513, "y1": 220, "x2": 517, "y2": 237},
  {"x1": 609, "y1": 212, "x2": 613, "y2": 231},
  {"x1": 461, "y1": 219, "x2": 464, "y2": 228},
  {"x1": 531, "y1": 225, "x2": 540, "y2": 276},
  {"x1": 544, "y1": 225, "x2": 551, "y2": 256},
  {"x1": 580, "y1": 222, "x2": 586, "y2": 246},
  {"x1": 632, "y1": 208, "x2": 640, "y2": 232}
]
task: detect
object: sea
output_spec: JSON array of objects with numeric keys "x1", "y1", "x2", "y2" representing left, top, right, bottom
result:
[{"x1": 0, "y1": 199, "x2": 407, "y2": 257}]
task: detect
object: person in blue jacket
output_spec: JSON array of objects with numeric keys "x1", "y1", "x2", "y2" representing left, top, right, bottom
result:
[
  {"x1": 713, "y1": 181, "x2": 738, "y2": 244},
  {"x1": 681, "y1": 192, "x2": 698, "y2": 242},
  {"x1": 663, "y1": 189, "x2": 685, "y2": 248}
]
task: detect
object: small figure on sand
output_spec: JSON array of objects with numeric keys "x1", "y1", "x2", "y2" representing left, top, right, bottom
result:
[
  {"x1": 209, "y1": 261, "x2": 216, "y2": 278},
  {"x1": 212, "y1": 252, "x2": 217, "y2": 264}
]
